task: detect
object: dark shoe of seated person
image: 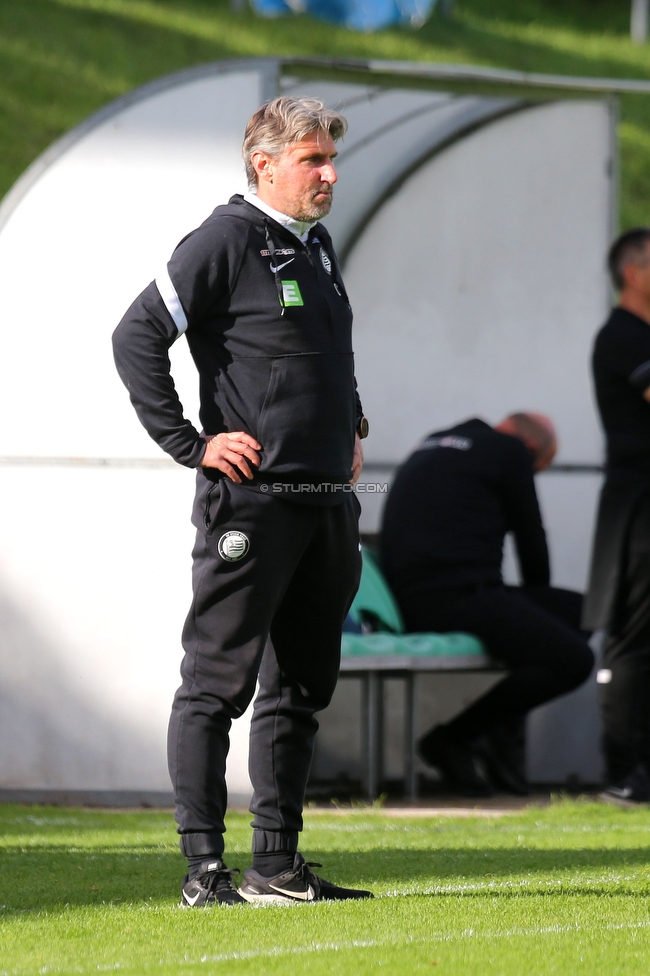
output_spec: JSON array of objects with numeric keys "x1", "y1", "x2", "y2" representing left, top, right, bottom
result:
[
  {"x1": 476, "y1": 725, "x2": 530, "y2": 797},
  {"x1": 599, "y1": 763, "x2": 650, "y2": 807},
  {"x1": 418, "y1": 725, "x2": 493, "y2": 798}
]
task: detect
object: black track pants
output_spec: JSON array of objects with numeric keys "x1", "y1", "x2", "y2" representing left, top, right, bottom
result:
[
  {"x1": 397, "y1": 584, "x2": 594, "y2": 741},
  {"x1": 601, "y1": 495, "x2": 650, "y2": 784},
  {"x1": 168, "y1": 475, "x2": 361, "y2": 856}
]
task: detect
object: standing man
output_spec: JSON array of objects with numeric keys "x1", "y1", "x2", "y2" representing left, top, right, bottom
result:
[
  {"x1": 381, "y1": 415, "x2": 593, "y2": 797},
  {"x1": 585, "y1": 228, "x2": 650, "y2": 806},
  {"x1": 113, "y1": 97, "x2": 372, "y2": 905}
]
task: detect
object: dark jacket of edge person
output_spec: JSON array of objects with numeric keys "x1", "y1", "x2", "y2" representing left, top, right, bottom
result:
[
  {"x1": 381, "y1": 417, "x2": 549, "y2": 598},
  {"x1": 112, "y1": 195, "x2": 362, "y2": 501},
  {"x1": 583, "y1": 307, "x2": 650, "y2": 630}
]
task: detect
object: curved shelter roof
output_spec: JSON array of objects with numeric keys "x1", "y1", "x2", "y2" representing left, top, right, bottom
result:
[
  {"x1": 276, "y1": 80, "x2": 518, "y2": 259},
  {"x1": 0, "y1": 58, "x2": 614, "y2": 466},
  {"x1": 0, "y1": 59, "x2": 618, "y2": 793}
]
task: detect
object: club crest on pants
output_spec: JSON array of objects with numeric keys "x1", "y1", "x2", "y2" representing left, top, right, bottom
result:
[{"x1": 218, "y1": 530, "x2": 250, "y2": 561}]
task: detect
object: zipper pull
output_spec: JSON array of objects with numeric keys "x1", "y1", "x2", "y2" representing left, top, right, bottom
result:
[{"x1": 204, "y1": 484, "x2": 215, "y2": 528}]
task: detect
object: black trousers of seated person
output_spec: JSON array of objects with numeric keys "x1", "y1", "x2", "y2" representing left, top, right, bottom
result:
[
  {"x1": 397, "y1": 584, "x2": 594, "y2": 742},
  {"x1": 167, "y1": 475, "x2": 361, "y2": 858}
]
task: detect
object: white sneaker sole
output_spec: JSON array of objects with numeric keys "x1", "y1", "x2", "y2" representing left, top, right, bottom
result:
[{"x1": 237, "y1": 889, "x2": 311, "y2": 905}]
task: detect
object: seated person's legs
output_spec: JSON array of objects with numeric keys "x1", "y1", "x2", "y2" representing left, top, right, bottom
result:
[
  {"x1": 400, "y1": 585, "x2": 594, "y2": 795},
  {"x1": 482, "y1": 586, "x2": 591, "y2": 794},
  {"x1": 514, "y1": 585, "x2": 587, "y2": 634}
]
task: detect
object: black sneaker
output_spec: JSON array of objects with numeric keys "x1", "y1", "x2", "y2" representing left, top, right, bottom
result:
[
  {"x1": 238, "y1": 852, "x2": 374, "y2": 904},
  {"x1": 180, "y1": 858, "x2": 245, "y2": 907},
  {"x1": 418, "y1": 725, "x2": 493, "y2": 798},
  {"x1": 600, "y1": 764, "x2": 650, "y2": 808}
]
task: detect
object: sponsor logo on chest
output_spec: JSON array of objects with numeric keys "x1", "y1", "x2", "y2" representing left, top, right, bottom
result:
[
  {"x1": 281, "y1": 281, "x2": 304, "y2": 307},
  {"x1": 270, "y1": 258, "x2": 294, "y2": 273}
]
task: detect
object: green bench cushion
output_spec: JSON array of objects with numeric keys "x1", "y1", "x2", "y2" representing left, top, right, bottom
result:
[
  {"x1": 348, "y1": 547, "x2": 405, "y2": 633},
  {"x1": 345, "y1": 546, "x2": 488, "y2": 658},
  {"x1": 341, "y1": 631, "x2": 486, "y2": 657}
]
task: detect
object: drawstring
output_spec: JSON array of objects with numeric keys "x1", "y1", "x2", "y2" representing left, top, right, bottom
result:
[{"x1": 264, "y1": 220, "x2": 285, "y2": 317}]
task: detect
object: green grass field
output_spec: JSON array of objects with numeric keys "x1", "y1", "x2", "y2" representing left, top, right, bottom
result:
[
  {"x1": 2, "y1": 799, "x2": 650, "y2": 974},
  {"x1": 2, "y1": 0, "x2": 650, "y2": 227}
]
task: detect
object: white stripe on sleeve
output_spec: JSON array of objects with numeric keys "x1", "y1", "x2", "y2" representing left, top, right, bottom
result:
[{"x1": 155, "y1": 266, "x2": 188, "y2": 336}]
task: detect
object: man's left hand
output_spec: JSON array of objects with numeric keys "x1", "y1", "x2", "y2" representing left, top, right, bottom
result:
[{"x1": 351, "y1": 433, "x2": 364, "y2": 485}]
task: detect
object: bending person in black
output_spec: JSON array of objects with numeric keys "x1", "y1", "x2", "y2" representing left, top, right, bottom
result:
[{"x1": 381, "y1": 415, "x2": 594, "y2": 797}]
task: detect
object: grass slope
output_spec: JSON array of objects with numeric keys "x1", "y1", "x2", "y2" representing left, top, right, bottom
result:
[
  {"x1": 2, "y1": 800, "x2": 650, "y2": 974},
  {"x1": 1, "y1": 0, "x2": 650, "y2": 225}
]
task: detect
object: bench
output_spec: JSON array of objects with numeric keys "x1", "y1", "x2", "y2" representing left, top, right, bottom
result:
[{"x1": 339, "y1": 548, "x2": 501, "y2": 799}]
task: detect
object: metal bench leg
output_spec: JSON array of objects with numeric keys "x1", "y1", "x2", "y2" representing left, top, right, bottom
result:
[
  {"x1": 362, "y1": 671, "x2": 383, "y2": 799},
  {"x1": 404, "y1": 672, "x2": 418, "y2": 801}
]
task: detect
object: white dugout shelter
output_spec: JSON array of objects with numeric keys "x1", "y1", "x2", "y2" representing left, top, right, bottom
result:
[{"x1": 0, "y1": 57, "x2": 643, "y2": 800}]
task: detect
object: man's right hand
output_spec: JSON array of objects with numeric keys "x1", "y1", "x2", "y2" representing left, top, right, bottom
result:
[{"x1": 200, "y1": 432, "x2": 261, "y2": 483}]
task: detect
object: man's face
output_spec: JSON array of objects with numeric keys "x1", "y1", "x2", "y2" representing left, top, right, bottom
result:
[
  {"x1": 623, "y1": 242, "x2": 650, "y2": 298},
  {"x1": 252, "y1": 131, "x2": 338, "y2": 221}
]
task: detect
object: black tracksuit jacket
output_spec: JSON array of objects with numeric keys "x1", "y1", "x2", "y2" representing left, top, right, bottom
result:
[{"x1": 112, "y1": 195, "x2": 362, "y2": 498}]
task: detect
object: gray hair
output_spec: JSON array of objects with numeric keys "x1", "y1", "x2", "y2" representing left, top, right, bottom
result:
[{"x1": 242, "y1": 96, "x2": 347, "y2": 187}]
